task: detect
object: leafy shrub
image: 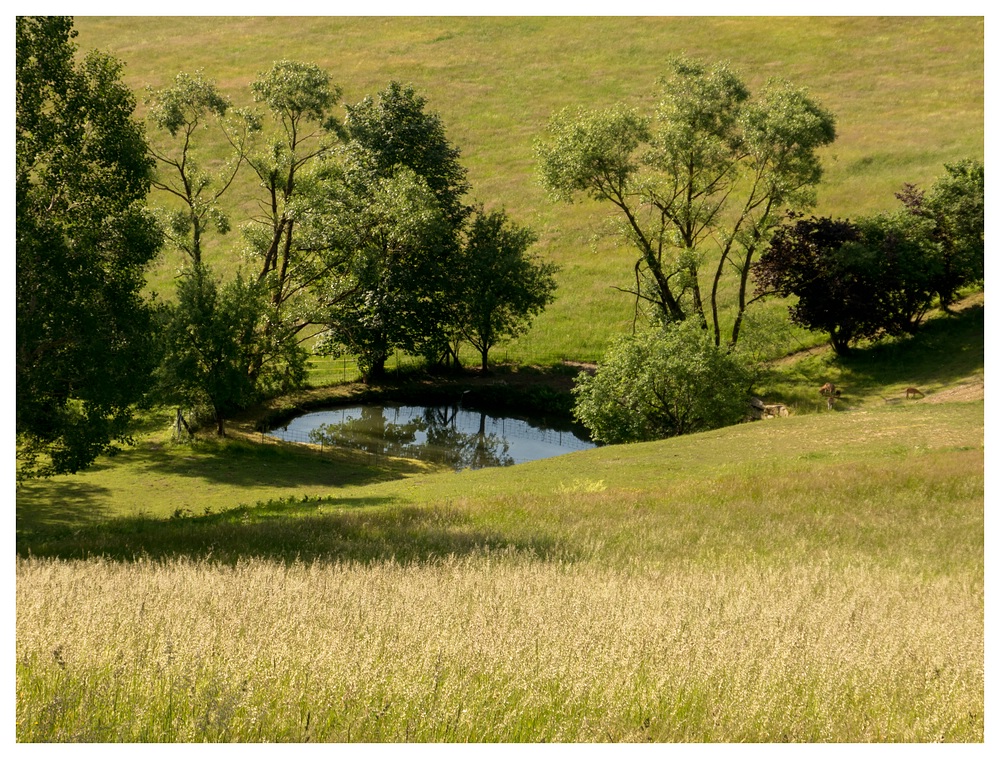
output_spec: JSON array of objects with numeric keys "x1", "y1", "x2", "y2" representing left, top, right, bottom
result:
[{"x1": 573, "y1": 320, "x2": 755, "y2": 444}]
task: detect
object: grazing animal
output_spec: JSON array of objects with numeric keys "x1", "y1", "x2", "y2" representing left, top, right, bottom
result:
[
  {"x1": 819, "y1": 382, "x2": 837, "y2": 396},
  {"x1": 905, "y1": 387, "x2": 925, "y2": 399}
]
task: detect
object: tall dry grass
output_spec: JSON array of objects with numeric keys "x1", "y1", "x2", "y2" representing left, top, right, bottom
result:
[{"x1": 16, "y1": 553, "x2": 982, "y2": 742}]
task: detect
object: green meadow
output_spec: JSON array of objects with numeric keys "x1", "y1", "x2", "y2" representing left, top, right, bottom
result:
[
  {"x1": 16, "y1": 16, "x2": 984, "y2": 742},
  {"x1": 71, "y1": 16, "x2": 984, "y2": 362},
  {"x1": 16, "y1": 300, "x2": 984, "y2": 741}
]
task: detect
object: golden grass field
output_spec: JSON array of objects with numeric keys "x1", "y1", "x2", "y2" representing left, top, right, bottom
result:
[
  {"x1": 16, "y1": 15, "x2": 984, "y2": 744},
  {"x1": 16, "y1": 552, "x2": 982, "y2": 742}
]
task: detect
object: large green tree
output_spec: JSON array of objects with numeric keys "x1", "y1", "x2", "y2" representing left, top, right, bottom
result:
[
  {"x1": 241, "y1": 60, "x2": 345, "y2": 314},
  {"x1": 345, "y1": 81, "x2": 471, "y2": 229},
  {"x1": 306, "y1": 83, "x2": 475, "y2": 380},
  {"x1": 455, "y1": 208, "x2": 558, "y2": 373},
  {"x1": 535, "y1": 56, "x2": 836, "y2": 347},
  {"x1": 16, "y1": 16, "x2": 163, "y2": 479},
  {"x1": 307, "y1": 155, "x2": 455, "y2": 382},
  {"x1": 896, "y1": 158, "x2": 984, "y2": 310}
]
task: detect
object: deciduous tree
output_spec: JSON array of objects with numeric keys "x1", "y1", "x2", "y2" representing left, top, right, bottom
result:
[
  {"x1": 240, "y1": 60, "x2": 345, "y2": 321},
  {"x1": 145, "y1": 70, "x2": 249, "y2": 265},
  {"x1": 535, "y1": 56, "x2": 836, "y2": 347},
  {"x1": 345, "y1": 81, "x2": 471, "y2": 228},
  {"x1": 455, "y1": 208, "x2": 557, "y2": 372},
  {"x1": 896, "y1": 158, "x2": 984, "y2": 310},
  {"x1": 753, "y1": 212, "x2": 937, "y2": 355},
  {"x1": 572, "y1": 320, "x2": 755, "y2": 444},
  {"x1": 16, "y1": 16, "x2": 162, "y2": 478},
  {"x1": 308, "y1": 157, "x2": 454, "y2": 382},
  {"x1": 307, "y1": 83, "x2": 476, "y2": 380},
  {"x1": 155, "y1": 265, "x2": 305, "y2": 436}
]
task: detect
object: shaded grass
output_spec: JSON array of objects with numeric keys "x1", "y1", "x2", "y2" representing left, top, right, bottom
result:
[
  {"x1": 15, "y1": 421, "x2": 441, "y2": 533},
  {"x1": 18, "y1": 400, "x2": 983, "y2": 576},
  {"x1": 757, "y1": 296, "x2": 984, "y2": 411}
]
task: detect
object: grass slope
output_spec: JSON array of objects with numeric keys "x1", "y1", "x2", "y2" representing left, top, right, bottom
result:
[
  {"x1": 72, "y1": 16, "x2": 984, "y2": 363},
  {"x1": 16, "y1": 301, "x2": 984, "y2": 741},
  {"x1": 16, "y1": 397, "x2": 983, "y2": 741},
  {"x1": 16, "y1": 18, "x2": 984, "y2": 741}
]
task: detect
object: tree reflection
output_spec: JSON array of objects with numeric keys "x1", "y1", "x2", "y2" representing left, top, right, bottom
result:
[{"x1": 309, "y1": 404, "x2": 515, "y2": 469}]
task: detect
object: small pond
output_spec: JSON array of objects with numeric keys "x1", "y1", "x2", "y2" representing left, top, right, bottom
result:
[{"x1": 267, "y1": 403, "x2": 595, "y2": 470}]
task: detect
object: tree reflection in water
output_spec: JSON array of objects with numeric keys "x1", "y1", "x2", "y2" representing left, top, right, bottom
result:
[{"x1": 308, "y1": 404, "x2": 515, "y2": 469}]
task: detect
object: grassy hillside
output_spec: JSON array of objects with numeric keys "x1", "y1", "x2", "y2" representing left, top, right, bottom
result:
[
  {"x1": 72, "y1": 16, "x2": 984, "y2": 363},
  {"x1": 17, "y1": 17, "x2": 983, "y2": 742},
  {"x1": 16, "y1": 396, "x2": 983, "y2": 740},
  {"x1": 16, "y1": 296, "x2": 984, "y2": 741}
]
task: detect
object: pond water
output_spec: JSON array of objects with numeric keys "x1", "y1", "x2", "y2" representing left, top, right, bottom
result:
[{"x1": 267, "y1": 403, "x2": 595, "y2": 470}]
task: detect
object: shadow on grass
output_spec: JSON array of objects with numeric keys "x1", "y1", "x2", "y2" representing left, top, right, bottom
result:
[
  {"x1": 123, "y1": 437, "x2": 434, "y2": 489},
  {"x1": 15, "y1": 481, "x2": 116, "y2": 534},
  {"x1": 17, "y1": 494, "x2": 564, "y2": 566},
  {"x1": 16, "y1": 436, "x2": 434, "y2": 536},
  {"x1": 762, "y1": 302, "x2": 984, "y2": 409},
  {"x1": 839, "y1": 303, "x2": 984, "y2": 393}
]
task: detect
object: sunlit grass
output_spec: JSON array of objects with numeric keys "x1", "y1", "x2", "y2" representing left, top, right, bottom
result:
[
  {"x1": 73, "y1": 16, "x2": 983, "y2": 363},
  {"x1": 16, "y1": 394, "x2": 983, "y2": 741},
  {"x1": 16, "y1": 550, "x2": 982, "y2": 742}
]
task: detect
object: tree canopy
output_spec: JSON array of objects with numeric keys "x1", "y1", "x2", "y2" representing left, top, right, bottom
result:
[
  {"x1": 309, "y1": 158, "x2": 456, "y2": 381},
  {"x1": 536, "y1": 56, "x2": 836, "y2": 346},
  {"x1": 154, "y1": 265, "x2": 305, "y2": 436},
  {"x1": 455, "y1": 208, "x2": 557, "y2": 372},
  {"x1": 16, "y1": 16, "x2": 162, "y2": 478},
  {"x1": 145, "y1": 70, "x2": 242, "y2": 265},
  {"x1": 572, "y1": 320, "x2": 756, "y2": 444},
  {"x1": 895, "y1": 158, "x2": 984, "y2": 310},
  {"x1": 345, "y1": 81, "x2": 471, "y2": 228},
  {"x1": 753, "y1": 211, "x2": 938, "y2": 355}
]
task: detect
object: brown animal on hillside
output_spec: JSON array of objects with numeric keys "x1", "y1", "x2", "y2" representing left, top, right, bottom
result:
[
  {"x1": 905, "y1": 387, "x2": 925, "y2": 399},
  {"x1": 819, "y1": 382, "x2": 837, "y2": 396}
]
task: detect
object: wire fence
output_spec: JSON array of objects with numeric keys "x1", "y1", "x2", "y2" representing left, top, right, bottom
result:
[
  {"x1": 304, "y1": 349, "x2": 598, "y2": 386},
  {"x1": 259, "y1": 426, "x2": 395, "y2": 466}
]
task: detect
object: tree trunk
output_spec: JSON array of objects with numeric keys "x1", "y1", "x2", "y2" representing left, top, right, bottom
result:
[
  {"x1": 364, "y1": 357, "x2": 387, "y2": 384},
  {"x1": 830, "y1": 333, "x2": 852, "y2": 356}
]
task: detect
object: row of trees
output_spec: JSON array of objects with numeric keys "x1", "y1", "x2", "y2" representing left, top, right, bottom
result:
[
  {"x1": 754, "y1": 159, "x2": 984, "y2": 355},
  {"x1": 16, "y1": 17, "x2": 557, "y2": 478},
  {"x1": 571, "y1": 156, "x2": 984, "y2": 445},
  {"x1": 546, "y1": 58, "x2": 982, "y2": 444},
  {"x1": 149, "y1": 69, "x2": 558, "y2": 436}
]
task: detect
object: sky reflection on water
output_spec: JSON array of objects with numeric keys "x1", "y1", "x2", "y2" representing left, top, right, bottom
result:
[{"x1": 268, "y1": 403, "x2": 594, "y2": 470}]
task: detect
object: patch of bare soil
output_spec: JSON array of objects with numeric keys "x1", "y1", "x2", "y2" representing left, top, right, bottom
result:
[{"x1": 922, "y1": 377, "x2": 985, "y2": 404}]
